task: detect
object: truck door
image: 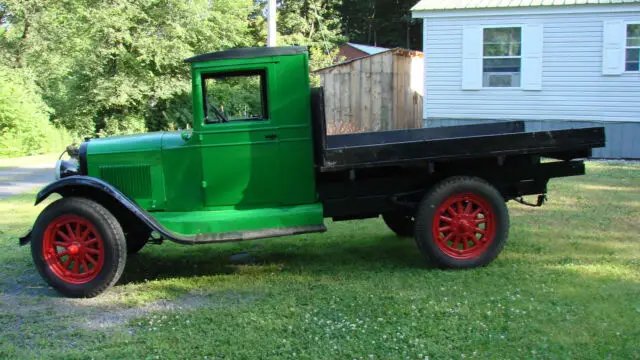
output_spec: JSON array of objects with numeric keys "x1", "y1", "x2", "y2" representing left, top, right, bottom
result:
[{"x1": 198, "y1": 67, "x2": 281, "y2": 208}]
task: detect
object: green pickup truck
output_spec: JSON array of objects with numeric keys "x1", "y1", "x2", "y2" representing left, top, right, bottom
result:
[{"x1": 20, "y1": 47, "x2": 605, "y2": 297}]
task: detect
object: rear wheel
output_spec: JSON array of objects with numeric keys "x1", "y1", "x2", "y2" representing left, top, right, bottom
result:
[
  {"x1": 30, "y1": 197, "x2": 126, "y2": 298},
  {"x1": 382, "y1": 213, "x2": 415, "y2": 237},
  {"x1": 414, "y1": 177, "x2": 509, "y2": 268}
]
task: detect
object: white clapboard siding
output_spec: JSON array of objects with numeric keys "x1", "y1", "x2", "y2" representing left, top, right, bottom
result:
[{"x1": 421, "y1": 9, "x2": 640, "y2": 122}]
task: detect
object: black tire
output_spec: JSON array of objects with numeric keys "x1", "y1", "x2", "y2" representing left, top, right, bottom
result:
[
  {"x1": 382, "y1": 213, "x2": 415, "y2": 237},
  {"x1": 30, "y1": 197, "x2": 127, "y2": 298},
  {"x1": 125, "y1": 230, "x2": 149, "y2": 255},
  {"x1": 414, "y1": 176, "x2": 509, "y2": 269}
]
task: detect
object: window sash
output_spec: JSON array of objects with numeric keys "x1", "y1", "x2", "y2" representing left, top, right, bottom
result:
[
  {"x1": 483, "y1": 27, "x2": 522, "y2": 57},
  {"x1": 483, "y1": 55, "x2": 522, "y2": 59},
  {"x1": 482, "y1": 26, "x2": 522, "y2": 87},
  {"x1": 625, "y1": 24, "x2": 640, "y2": 72}
]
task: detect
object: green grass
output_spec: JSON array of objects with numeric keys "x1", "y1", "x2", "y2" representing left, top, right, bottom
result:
[{"x1": 0, "y1": 162, "x2": 639, "y2": 359}]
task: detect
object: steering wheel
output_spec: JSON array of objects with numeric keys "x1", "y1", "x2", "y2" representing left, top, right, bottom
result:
[{"x1": 206, "y1": 103, "x2": 229, "y2": 123}]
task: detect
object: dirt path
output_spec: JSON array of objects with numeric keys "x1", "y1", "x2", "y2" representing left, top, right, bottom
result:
[{"x1": 0, "y1": 163, "x2": 54, "y2": 199}]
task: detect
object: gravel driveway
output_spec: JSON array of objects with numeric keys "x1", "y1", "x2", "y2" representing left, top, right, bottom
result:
[{"x1": 0, "y1": 162, "x2": 55, "y2": 199}]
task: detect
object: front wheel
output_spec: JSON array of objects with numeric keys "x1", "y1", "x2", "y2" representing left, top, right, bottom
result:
[
  {"x1": 30, "y1": 197, "x2": 127, "y2": 298},
  {"x1": 414, "y1": 177, "x2": 509, "y2": 269}
]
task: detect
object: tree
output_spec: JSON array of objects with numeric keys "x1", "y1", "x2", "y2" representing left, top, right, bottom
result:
[
  {"x1": 250, "y1": 0, "x2": 344, "y2": 71},
  {"x1": 340, "y1": 0, "x2": 422, "y2": 50},
  {"x1": 1, "y1": 0, "x2": 258, "y2": 136},
  {"x1": 0, "y1": 65, "x2": 72, "y2": 156}
]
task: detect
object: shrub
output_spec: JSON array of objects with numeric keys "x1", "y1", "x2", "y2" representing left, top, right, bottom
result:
[
  {"x1": 97, "y1": 113, "x2": 147, "y2": 137},
  {"x1": 0, "y1": 65, "x2": 75, "y2": 157}
]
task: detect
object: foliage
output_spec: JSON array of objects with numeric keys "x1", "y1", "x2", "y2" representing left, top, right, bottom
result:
[
  {"x1": 97, "y1": 113, "x2": 147, "y2": 138},
  {"x1": 0, "y1": 163, "x2": 639, "y2": 358},
  {"x1": 205, "y1": 74, "x2": 264, "y2": 122},
  {"x1": 0, "y1": 0, "x2": 258, "y2": 138},
  {"x1": 340, "y1": 0, "x2": 422, "y2": 50},
  {"x1": 0, "y1": 65, "x2": 73, "y2": 157}
]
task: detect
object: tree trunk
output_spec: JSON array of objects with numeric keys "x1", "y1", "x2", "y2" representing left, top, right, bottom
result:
[{"x1": 16, "y1": 18, "x2": 31, "y2": 67}]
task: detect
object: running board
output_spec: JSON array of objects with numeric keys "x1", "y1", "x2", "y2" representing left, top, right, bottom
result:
[{"x1": 162, "y1": 224, "x2": 327, "y2": 245}]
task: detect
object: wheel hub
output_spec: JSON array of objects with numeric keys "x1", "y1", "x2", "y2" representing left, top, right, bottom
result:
[{"x1": 68, "y1": 244, "x2": 80, "y2": 255}]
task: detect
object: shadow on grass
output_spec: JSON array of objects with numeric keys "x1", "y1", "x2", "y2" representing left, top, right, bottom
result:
[{"x1": 118, "y1": 233, "x2": 425, "y2": 285}]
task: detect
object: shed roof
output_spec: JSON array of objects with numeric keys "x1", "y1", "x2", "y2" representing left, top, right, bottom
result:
[
  {"x1": 346, "y1": 43, "x2": 390, "y2": 55},
  {"x1": 411, "y1": 0, "x2": 640, "y2": 12},
  {"x1": 315, "y1": 48, "x2": 423, "y2": 73}
]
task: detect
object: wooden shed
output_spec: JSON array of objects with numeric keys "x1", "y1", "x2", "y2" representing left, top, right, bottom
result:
[{"x1": 315, "y1": 48, "x2": 424, "y2": 132}]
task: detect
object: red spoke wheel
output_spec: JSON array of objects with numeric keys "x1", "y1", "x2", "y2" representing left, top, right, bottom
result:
[
  {"x1": 42, "y1": 215, "x2": 105, "y2": 284},
  {"x1": 31, "y1": 197, "x2": 126, "y2": 298},
  {"x1": 414, "y1": 177, "x2": 509, "y2": 268},
  {"x1": 432, "y1": 193, "x2": 496, "y2": 259}
]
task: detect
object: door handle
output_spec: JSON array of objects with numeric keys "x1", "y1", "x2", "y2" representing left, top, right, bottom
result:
[{"x1": 264, "y1": 133, "x2": 277, "y2": 140}]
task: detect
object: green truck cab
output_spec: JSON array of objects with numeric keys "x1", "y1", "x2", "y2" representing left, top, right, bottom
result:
[{"x1": 20, "y1": 47, "x2": 606, "y2": 297}]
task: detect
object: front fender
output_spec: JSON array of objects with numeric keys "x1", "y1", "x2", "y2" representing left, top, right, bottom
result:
[
  {"x1": 21, "y1": 176, "x2": 160, "y2": 246},
  {"x1": 35, "y1": 176, "x2": 132, "y2": 206}
]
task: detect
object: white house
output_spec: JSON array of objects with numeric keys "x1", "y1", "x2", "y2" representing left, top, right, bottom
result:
[{"x1": 412, "y1": 0, "x2": 640, "y2": 158}]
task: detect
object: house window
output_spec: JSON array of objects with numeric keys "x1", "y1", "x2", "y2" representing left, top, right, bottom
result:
[
  {"x1": 626, "y1": 24, "x2": 640, "y2": 72},
  {"x1": 202, "y1": 70, "x2": 267, "y2": 124},
  {"x1": 483, "y1": 27, "x2": 522, "y2": 87}
]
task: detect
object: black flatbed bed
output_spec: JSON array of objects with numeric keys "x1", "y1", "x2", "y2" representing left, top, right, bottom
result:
[{"x1": 310, "y1": 89, "x2": 606, "y2": 172}]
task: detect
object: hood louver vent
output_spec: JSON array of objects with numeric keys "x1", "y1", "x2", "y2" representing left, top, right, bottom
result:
[{"x1": 99, "y1": 164, "x2": 152, "y2": 199}]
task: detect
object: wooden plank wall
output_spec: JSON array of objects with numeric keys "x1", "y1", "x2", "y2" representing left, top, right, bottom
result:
[{"x1": 318, "y1": 51, "x2": 423, "y2": 132}]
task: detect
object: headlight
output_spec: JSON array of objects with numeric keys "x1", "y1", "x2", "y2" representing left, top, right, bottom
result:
[{"x1": 55, "y1": 159, "x2": 80, "y2": 180}]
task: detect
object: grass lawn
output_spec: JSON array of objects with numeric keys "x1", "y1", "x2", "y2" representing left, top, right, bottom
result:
[{"x1": 0, "y1": 162, "x2": 638, "y2": 359}]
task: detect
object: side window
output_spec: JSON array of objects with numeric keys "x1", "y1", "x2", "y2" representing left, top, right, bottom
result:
[
  {"x1": 626, "y1": 24, "x2": 640, "y2": 72},
  {"x1": 202, "y1": 71, "x2": 267, "y2": 123},
  {"x1": 483, "y1": 27, "x2": 522, "y2": 88}
]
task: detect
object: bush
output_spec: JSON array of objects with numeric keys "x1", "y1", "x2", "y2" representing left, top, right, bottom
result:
[
  {"x1": 0, "y1": 65, "x2": 75, "y2": 157},
  {"x1": 97, "y1": 113, "x2": 147, "y2": 137}
]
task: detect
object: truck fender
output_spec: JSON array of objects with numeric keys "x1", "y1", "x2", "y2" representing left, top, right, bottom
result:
[
  {"x1": 22, "y1": 176, "x2": 326, "y2": 246},
  {"x1": 20, "y1": 176, "x2": 162, "y2": 246}
]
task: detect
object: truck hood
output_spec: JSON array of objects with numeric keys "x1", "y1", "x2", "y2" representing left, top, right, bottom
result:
[{"x1": 87, "y1": 132, "x2": 169, "y2": 155}]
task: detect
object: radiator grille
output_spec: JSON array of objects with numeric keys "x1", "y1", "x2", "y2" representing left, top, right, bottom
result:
[{"x1": 99, "y1": 164, "x2": 152, "y2": 198}]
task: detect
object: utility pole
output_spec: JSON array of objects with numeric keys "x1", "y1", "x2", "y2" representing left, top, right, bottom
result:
[{"x1": 267, "y1": 0, "x2": 276, "y2": 47}]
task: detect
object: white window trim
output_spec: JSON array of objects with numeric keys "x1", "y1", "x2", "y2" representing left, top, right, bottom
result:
[
  {"x1": 481, "y1": 25, "x2": 523, "y2": 89},
  {"x1": 625, "y1": 21, "x2": 640, "y2": 73}
]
